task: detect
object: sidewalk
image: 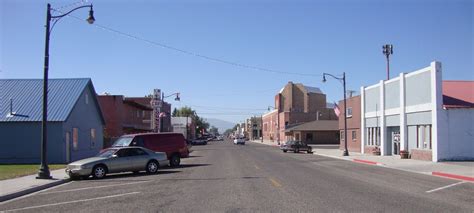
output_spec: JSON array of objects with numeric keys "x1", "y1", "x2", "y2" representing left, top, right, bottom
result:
[
  {"x1": 0, "y1": 169, "x2": 70, "y2": 202},
  {"x1": 250, "y1": 140, "x2": 474, "y2": 182}
]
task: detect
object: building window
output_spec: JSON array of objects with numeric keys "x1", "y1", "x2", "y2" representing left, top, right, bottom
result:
[
  {"x1": 142, "y1": 110, "x2": 146, "y2": 118},
  {"x1": 85, "y1": 93, "x2": 89, "y2": 105},
  {"x1": 367, "y1": 127, "x2": 380, "y2": 146},
  {"x1": 73, "y1": 128, "x2": 79, "y2": 151},
  {"x1": 137, "y1": 110, "x2": 140, "y2": 118},
  {"x1": 417, "y1": 125, "x2": 432, "y2": 149},
  {"x1": 346, "y1": 107, "x2": 352, "y2": 118},
  {"x1": 90, "y1": 128, "x2": 96, "y2": 148},
  {"x1": 65, "y1": 132, "x2": 71, "y2": 162},
  {"x1": 352, "y1": 131, "x2": 356, "y2": 141}
]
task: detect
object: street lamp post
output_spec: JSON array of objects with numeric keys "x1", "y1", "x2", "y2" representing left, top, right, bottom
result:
[
  {"x1": 383, "y1": 44, "x2": 393, "y2": 80},
  {"x1": 159, "y1": 92, "x2": 180, "y2": 132},
  {"x1": 38, "y1": 3, "x2": 95, "y2": 179},
  {"x1": 323, "y1": 72, "x2": 349, "y2": 156}
]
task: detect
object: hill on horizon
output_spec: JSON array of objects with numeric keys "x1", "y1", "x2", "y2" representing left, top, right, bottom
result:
[{"x1": 205, "y1": 118, "x2": 235, "y2": 133}]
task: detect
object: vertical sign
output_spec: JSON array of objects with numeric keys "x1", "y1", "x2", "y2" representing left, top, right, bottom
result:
[{"x1": 151, "y1": 89, "x2": 161, "y2": 132}]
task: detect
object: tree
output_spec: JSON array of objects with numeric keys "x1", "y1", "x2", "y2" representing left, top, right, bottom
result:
[
  {"x1": 172, "y1": 106, "x2": 209, "y2": 137},
  {"x1": 209, "y1": 126, "x2": 219, "y2": 135}
]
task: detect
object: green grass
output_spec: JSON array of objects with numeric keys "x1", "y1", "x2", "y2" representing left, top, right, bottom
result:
[{"x1": 0, "y1": 164, "x2": 66, "y2": 180}]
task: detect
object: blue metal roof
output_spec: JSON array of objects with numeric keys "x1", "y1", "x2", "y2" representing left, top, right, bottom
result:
[{"x1": 1, "y1": 78, "x2": 96, "y2": 122}]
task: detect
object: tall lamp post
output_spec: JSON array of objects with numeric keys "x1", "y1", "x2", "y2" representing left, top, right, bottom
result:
[
  {"x1": 323, "y1": 72, "x2": 349, "y2": 156},
  {"x1": 38, "y1": 3, "x2": 95, "y2": 179},
  {"x1": 159, "y1": 92, "x2": 180, "y2": 132},
  {"x1": 383, "y1": 44, "x2": 393, "y2": 80}
]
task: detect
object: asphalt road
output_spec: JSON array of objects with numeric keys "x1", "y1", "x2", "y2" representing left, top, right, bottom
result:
[{"x1": 1, "y1": 140, "x2": 473, "y2": 212}]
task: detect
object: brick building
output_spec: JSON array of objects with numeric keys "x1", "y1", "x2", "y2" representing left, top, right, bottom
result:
[
  {"x1": 262, "y1": 81, "x2": 337, "y2": 144},
  {"x1": 125, "y1": 97, "x2": 172, "y2": 132},
  {"x1": 98, "y1": 95, "x2": 172, "y2": 147},
  {"x1": 338, "y1": 95, "x2": 361, "y2": 152}
]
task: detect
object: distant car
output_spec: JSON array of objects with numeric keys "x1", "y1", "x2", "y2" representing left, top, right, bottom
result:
[
  {"x1": 192, "y1": 137, "x2": 208, "y2": 145},
  {"x1": 111, "y1": 133, "x2": 189, "y2": 167},
  {"x1": 280, "y1": 141, "x2": 313, "y2": 153},
  {"x1": 65, "y1": 147, "x2": 169, "y2": 179},
  {"x1": 233, "y1": 137, "x2": 245, "y2": 145},
  {"x1": 216, "y1": 136, "x2": 224, "y2": 141}
]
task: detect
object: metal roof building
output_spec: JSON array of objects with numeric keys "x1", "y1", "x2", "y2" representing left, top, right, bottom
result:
[{"x1": 0, "y1": 78, "x2": 105, "y2": 163}]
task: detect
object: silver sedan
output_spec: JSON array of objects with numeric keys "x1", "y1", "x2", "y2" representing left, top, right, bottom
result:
[{"x1": 66, "y1": 147, "x2": 169, "y2": 179}]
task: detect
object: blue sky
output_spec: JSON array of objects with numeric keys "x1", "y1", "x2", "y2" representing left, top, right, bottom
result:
[{"x1": 1, "y1": 0, "x2": 472, "y2": 124}]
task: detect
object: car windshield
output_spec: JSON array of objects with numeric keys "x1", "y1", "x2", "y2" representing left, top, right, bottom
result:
[
  {"x1": 112, "y1": 137, "x2": 133, "y2": 147},
  {"x1": 96, "y1": 149, "x2": 117, "y2": 158}
]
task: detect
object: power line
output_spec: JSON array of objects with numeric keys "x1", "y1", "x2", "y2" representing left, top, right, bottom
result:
[
  {"x1": 53, "y1": 8, "x2": 323, "y2": 77},
  {"x1": 175, "y1": 102, "x2": 268, "y2": 111},
  {"x1": 54, "y1": 0, "x2": 88, "y2": 11}
]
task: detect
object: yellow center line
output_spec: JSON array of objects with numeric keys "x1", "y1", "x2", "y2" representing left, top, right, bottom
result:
[{"x1": 269, "y1": 177, "x2": 282, "y2": 188}]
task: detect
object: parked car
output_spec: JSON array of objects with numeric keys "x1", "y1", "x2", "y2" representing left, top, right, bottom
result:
[
  {"x1": 66, "y1": 147, "x2": 169, "y2": 179},
  {"x1": 191, "y1": 137, "x2": 208, "y2": 145},
  {"x1": 112, "y1": 133, "x2": 189, "y2": 167},
  {"x1": 280, "y1": 141, "x2": 313, "y2": 153},
  {"x1": 233, "y1": 137, "x2": 245, "y2": 145},
  {"x1": 216, "y1": 136, "x2": 224, "y2": 141}
]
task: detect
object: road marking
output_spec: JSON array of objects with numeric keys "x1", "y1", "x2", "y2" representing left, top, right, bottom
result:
[
  {"x1": 40, "y1": 180, "x2": 152, "y2": 195},
  {"x1": 269, "y1": 178, "x2": 282, "y2": 188},
  {"x1": 426, "y1": 181, "x2": 465, "y2": 193},
  {"x1": 254, "y1": 165, "x2": 260, "y2": 170},
  {"x1": 3, "y1": 192, "x2": 141, "y2": 212}
]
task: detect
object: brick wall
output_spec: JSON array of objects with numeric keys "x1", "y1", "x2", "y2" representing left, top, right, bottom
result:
[
  {"x1": 364, "y1": 146, "x2": 379, "y2": 155},
  {"x1": 411, "y1": 149, "x2": 433, "y2": 161},
  {"x1": 262, "y1": 111, "x2": 278, "y2": 141},
  {"x1": 97, "y1": 95, "x2": 124, "y2": 138},
  {"x1": 340, "y1": 128, "x2": 360, "y2": 152},
  {"x1": 339, "y1": 96, "x2": 361, "y2": 152}
]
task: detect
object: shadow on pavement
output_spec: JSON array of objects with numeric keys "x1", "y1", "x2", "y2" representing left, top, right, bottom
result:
[
  {"x1": 161, "y1": 163, "x2": 211, "y2": 170},
  {"x1": 187, "y1": 155, "x2": 203, "y2": 158},
  {"x1": 73, "y1": 170, "x2": 181, "y2": 181},
  {"x1": 159, "y1": 176, "x2": 263, "y2": 181}
]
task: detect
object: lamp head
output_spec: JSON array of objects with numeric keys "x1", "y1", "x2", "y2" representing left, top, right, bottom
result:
[
  {"x1": 174, "y1": 93, "x2": 180, "y2": 101},
  {"x1": 86, "y1": 5, "x2": 95, "y2": 24},
  {"x1": 322, "y1": 75, "x2": 327, "y2": 83}
]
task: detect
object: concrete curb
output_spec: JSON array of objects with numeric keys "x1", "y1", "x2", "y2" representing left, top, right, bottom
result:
[
  {"x1": 432, "y1": 172, "x2": 474, "y2": 182},
  {"x1": 0, "y1": 178, "x2": 70, "y2": 202},
  {"x1": 313, "y1": 152, "x2": 473, "y2": 183},
  {"x1": 353, "y1": 159, "x2": 384, "y2": 166}
]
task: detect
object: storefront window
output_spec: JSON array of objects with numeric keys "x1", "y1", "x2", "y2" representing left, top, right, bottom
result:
[{"x1": 417, "y1": 125, "x2": 432, "y2": 149}]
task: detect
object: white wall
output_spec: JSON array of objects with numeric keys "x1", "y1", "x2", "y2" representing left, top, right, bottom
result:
[
  {"x1": 438, "y1": 109, "x2": 474, "y2": 161},
  {"x1": 171, "y1": 117, "x2": 189, "y2": 139}
]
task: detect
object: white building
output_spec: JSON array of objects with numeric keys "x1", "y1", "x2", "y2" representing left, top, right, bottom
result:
[
  {"x1": 360, "y1": 61, "x2": 474, "y2": 162},
  {"x1": 171, "y1": 117, "x2": 191, "y2": 139}
]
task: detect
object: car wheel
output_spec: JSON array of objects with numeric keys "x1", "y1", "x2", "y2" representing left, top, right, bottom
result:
[
  {"x1": 307, "y1": 148, "x2": 313, "y2": 154},
  {"x1": 92, "y1": 165, "x2": 107, "y2": 179},
  {"x1": 146, "y1": 160, "x2": 159, "y2": 174},
  {"x1": 283, "y1": 150, "x2": 287, "y2": 153},
  {"x1": 170, "y1": 154, "x2": 181, "y2": 167},
  {"x1": 294, "y1": 148, "x2": 299, "y2": 153}
]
